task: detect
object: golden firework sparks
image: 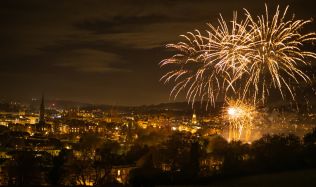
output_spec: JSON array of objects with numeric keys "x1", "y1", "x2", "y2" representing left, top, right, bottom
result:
[
  {"x1": 160, "y1": 4, "x2": 316, "y2": 106},
  {"x1": 159, "y1": 12, "x2": 253, "y2": 107},
  {"x1": 239, "y1": 5, "x2": 316, "y2": 103},
  {"x1": 224, "y1": 99, "x2": 257, "y2": 141}
]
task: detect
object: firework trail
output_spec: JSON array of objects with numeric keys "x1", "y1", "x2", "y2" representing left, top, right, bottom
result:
[
  {"x1": 160, "y1": 5, "x2": 316, "y2": 106},
  {"x1": 160, "y1": 12, "x2": 254, "y2": 107},
  {"x1": 239, "y1": 5, "x2": 316, "y2": 104}
]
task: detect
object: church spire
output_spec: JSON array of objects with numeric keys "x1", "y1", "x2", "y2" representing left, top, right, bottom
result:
[
  {"x1": 39, "y1": 93, "x2": 45, "y2": 124},
  {"x1": 192, "y1": 110, "x2": 197, "y2": 125},
  {"x1": 36, "y1": 93, "x2": 46, "y2": 133}
]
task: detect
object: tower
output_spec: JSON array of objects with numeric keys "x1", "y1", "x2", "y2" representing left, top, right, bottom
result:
[
  {"x1": 39, "y1": 94, "x2": 45, "y2": 124},
  {"x1": 36, "y1": 94, "x2": 46, "y2": 132},
  {"x1": 192, "y1": 112, "x2": 197, "y2": 125}
]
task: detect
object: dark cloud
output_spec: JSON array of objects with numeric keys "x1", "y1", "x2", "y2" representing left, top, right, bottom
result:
[
  {"x1": 74, "y1": 14, "x2": 169, "y2": 34},
  {"x1": 53, "y1": 49, "x2": 128, "y2": 73}
]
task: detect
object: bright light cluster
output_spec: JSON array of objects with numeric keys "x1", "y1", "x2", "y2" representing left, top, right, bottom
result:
[
  {"x1": 227, "y1": 107, "x2": 242, "y2": 118},
  {"x1": 224, "y1": 99, "x2": 257, "y2": 141}
]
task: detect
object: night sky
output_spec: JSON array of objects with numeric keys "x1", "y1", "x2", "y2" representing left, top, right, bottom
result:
[{"x1": 1, "y1": 0, "x2": 316, "y2": 105}]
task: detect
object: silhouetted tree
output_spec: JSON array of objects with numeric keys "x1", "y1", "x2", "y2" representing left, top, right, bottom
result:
[
  {"x1": 48, "y1": 149, "x2": 70, "y2": 185},
  {"x1": 303, "y1": 128, "x2": 316, "y2": 167},
  {"x1": 93, "y1": 141, "x2": 121, "y2": 185},
  {"x1": 6, "y1": 151, "x2": 43, "y2": 185},
  {"x1": 187, "y1": 141, "x2": 200, "y2": 178},
  {"x1": 222, "y1": 141, "x2": 249, "y2": 175},
  {"x1": 164, "y1": 132, "x2": 192, "y2": 173},
  {"x1": 251, "y1": 134, "x2": 302, "y2": 171},
  {"x1": 304, "y1": 128, "x2": 316, "y2": 145}
]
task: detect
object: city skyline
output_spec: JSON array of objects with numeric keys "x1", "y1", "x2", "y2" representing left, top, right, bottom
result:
[
  {"x1": 1, "y1": 1, "x2": 316, "y2": 186},
  {"x1": 1, "y1": 0, "x2": 316, "y2": 105}
]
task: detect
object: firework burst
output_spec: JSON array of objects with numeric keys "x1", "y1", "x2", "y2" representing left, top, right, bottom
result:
[
  {"x1": 159, "y1": 12, "x2": 254, "y2": 107},
  {"x1": 224, "y1": 99, "x2": 257, "y2": 141},
  {"x1": 238, "y1": 5, "x2": 316, "y2": 103},
  {"x1": 160, "y1": 5, "x2": 316, "y2": 106}
]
